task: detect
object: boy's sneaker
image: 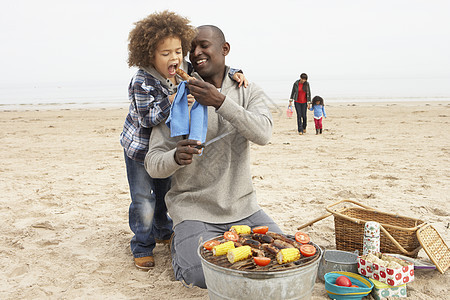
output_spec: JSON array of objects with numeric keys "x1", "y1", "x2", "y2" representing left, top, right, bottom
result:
[{"x1": 134, "y1": 256, "x2": 155, "y2": 270}]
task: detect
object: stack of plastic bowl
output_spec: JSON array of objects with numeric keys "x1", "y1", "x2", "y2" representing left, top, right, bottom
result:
[
  {"x1": 324, "y1": 271, "x2": 374, "y2": 300},
  {"x1": 318, "y1": 249, "x2": 358, "y2": 281}
]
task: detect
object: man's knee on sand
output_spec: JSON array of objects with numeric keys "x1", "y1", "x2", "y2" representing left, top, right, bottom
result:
[
  {"x1": 173, "y1": 261, "x2": 206, "y2": 288},
  {"x1": 171, "y1": 245, "x2": 204, "y2": 286}
]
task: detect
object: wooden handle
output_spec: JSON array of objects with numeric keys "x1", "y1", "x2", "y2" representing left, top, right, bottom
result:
[
  {"x1": 326, "y1": 199, "x2": 375, "y2": 212},
  {"x1": 326, "y1": 199, "x2": 378, "y2": 225},
  {"x1": 297, "y1": 213, "x2": 332, "y2": 230},
  {"x1": 380, "y1": 225, "x2": 421, "y2": 256}
]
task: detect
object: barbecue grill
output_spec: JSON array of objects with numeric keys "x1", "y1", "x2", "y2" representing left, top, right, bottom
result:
[{"x1": 198, "y1": 235, "x2": 323, "y2": 300}]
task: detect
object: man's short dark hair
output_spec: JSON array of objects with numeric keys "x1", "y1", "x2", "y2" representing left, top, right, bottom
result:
[
  {"x1": 300, "y1": 73, "x2": 308, "y2": 80},
  {"x1": 197, "y1": 25, "x2": 226, "y2": 44}
]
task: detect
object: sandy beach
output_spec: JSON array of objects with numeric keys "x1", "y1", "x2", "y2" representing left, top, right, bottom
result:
[{"x1": 1, "y1": 101, "x2": 449, "y2": 299}]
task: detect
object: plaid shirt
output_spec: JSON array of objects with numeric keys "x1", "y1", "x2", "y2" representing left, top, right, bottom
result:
[
  {"x1": 120, "y1": 69, "x2": 173, "y2": 163},
  {"x1": 120, "y1": 66, "x2": 241, "y2": 163}
]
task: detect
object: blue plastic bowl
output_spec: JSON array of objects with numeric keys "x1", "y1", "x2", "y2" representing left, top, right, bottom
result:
[{"x1": 324, "y1": 271, "x2": 374, "y2": 300}]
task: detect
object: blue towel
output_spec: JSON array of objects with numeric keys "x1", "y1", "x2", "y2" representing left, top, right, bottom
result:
[{"x1": 166, "y1": 81, "x2": 208, "y2": 143}]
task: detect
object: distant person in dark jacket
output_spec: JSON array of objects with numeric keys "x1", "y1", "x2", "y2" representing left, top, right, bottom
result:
[{"x1": 289, "y1": 73, "x2": 311, "y2": 135}]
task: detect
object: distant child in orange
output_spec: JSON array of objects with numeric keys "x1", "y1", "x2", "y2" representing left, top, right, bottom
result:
[{"x1": 309, "y1": 96, "x2": 327, "y2": 134}]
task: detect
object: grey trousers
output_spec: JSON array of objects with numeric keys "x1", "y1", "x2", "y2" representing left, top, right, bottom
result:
[{"x1": 170, "y1": 209, "x2": 282, "y2": 289}]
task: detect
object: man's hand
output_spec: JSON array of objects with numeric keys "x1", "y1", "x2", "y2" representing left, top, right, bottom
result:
[
  {"x1": 187, "y1": 79, "x2": 226, "y2": 109},
  {"x1": 174, "y1": 139, "x2": 202, "y2": 165}
]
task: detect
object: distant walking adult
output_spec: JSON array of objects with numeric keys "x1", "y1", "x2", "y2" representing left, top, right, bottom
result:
[{"x1": 289, "y1": 73, "x2": 311, "y2": 135}]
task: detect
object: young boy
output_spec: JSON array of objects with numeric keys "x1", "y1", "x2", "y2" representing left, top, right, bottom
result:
[{"x1": 120, "y1": 11, "x2": 247, "y2": 270}]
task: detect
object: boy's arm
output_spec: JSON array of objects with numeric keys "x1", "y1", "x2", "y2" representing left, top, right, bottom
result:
[
  {"x1": 132, "y1": 75, "x2": 171, "y2": 128},
  {"x1": 229, "y1": 68, "x2": 248, "y2": 88},
  {"x1": 228, "y1": 68, "x2": 241, "y2": 78}
]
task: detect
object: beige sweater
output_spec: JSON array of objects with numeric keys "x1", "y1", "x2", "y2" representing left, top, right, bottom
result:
[{"x1": 145, "y1": 66, "x2": 273, "y2": 227}]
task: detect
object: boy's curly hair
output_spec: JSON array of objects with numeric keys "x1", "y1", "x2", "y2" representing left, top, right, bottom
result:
[{"x1": 127, "y1": 11, "x2": 197, "y2": 68}]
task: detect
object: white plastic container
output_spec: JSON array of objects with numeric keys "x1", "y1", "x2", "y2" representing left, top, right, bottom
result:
[{"x1": 363, "y1": 221, "x2": 381, "y2": 255}]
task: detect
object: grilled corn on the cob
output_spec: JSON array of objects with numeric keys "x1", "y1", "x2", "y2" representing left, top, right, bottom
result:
[
  {"x1": 276, "y1": 247, "x2": 300, "y2": 264},
  {"x1": 212, "y1": 241, "x2": 235, "y2": 256},
  {"x1": 230, "y1": 225, "x2": 251, "y2": 235},
  {"x1": 227, "y1": 245, "x2": 252, "y2": 263}
]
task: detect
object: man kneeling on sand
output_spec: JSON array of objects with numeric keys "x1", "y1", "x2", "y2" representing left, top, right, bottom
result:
[{"x1": 145, "y1": 25, "x2": 282, "y2": 288}]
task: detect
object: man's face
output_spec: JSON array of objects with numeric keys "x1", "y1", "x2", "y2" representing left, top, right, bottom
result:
[{"x1": 189, "y1": 28, "x2": 226, "y2": 81}]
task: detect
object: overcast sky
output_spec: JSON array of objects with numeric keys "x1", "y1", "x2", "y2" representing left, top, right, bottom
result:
[{"x1": 1, "y1": 0, "x2": 449, "y2": 101}]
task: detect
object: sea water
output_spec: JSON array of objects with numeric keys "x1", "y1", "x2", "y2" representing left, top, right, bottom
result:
[{"x1": 0, "y1": 77, "x2": 449, "y2": 110}]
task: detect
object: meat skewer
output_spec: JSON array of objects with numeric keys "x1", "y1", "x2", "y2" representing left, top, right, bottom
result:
[
  {"x1": 251, "y1": 248, "x2": 265, "y2": 257},
  {"x1": 176, "y1": 68, "x2": 192, "y2": 81},
  {"x1": 262, "y1": 243, "x2": 280, "y2": 256},
  {"x1": 252, "y1": 233, "x2": 274, "y2": 244},
  {"x1": 273, "y1": 239, "x2": 295, "y2": 249},
  {"x1": 266, "y1": 232, "x2": 302, "y2": 250},
  {"x1": 242, "y1": 239, "x2": 262, "y2": 248}
]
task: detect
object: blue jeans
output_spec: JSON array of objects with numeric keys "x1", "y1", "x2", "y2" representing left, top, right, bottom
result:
[
  {"x1": 124, "y1": 151, "x2": 173, "y2": 258},
  {"x1": 294, "y1": 102, "x2": 308, "y2": 133}
]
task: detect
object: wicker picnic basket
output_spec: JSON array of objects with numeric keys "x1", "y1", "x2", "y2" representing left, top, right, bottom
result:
[{"x1": 325, "y1": 200, "x2": 426, "y2": 257}]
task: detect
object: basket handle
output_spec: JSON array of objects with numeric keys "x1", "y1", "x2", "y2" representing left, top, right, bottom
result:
[
  {"x1": 297, "y1": 213, "x2": 332, "y2": 230},
  {"x1": 379, "y1": 225, "x2": 421, "y2": 257},
  {"x1": 326, "y1": 199, "x2": 423, "y2": 256},
  {"x1": 296, "y1": 199, "x2": 377, "y2": 230},
  {"x1": 326, "y1": 199, "x2": 379, "y2": 225}
]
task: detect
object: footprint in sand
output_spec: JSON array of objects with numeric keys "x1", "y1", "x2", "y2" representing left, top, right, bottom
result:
[{"x1": 31, "y1": 221, "x2": 55, "y2": 230}]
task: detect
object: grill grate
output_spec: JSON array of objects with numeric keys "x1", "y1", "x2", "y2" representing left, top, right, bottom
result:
[{"x1": 200, "y1": 236, "x2": 321, "y2": 272}]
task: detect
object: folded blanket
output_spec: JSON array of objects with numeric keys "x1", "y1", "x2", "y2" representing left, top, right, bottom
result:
[{"x1": 165, "y1": 81, "x2": 208, "y2": 143}]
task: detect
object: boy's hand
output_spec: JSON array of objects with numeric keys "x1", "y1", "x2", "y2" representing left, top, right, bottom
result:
[
  {"x1": 233, "y1": 73, "x2": 249, "y2": 88},
  {"x1": 187, "y1": 94, "x2": 195, "y2": 106},
  {"x1": 169, "y1": 93, "x2": 195, "y2": 105}
]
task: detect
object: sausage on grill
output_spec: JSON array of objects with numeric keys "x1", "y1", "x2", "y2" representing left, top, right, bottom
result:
[
  {"x1": 262, "y1": 243, "x2": 280, "y2": 256},
  {"x1": 273, "y1": 239, "x2": 295, "y2": 249},
  {"x1": 252, "y1": 233, "x2": 274, "y2": 244}
]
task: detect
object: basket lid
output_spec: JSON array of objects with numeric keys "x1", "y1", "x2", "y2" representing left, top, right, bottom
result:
[{"x1": 416, "y1": 224, "x2": 450, "y2": 274}]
